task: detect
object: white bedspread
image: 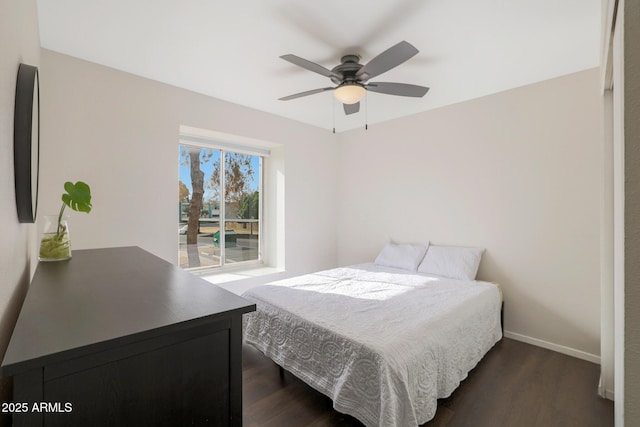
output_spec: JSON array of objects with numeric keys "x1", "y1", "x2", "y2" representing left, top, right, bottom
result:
[{"x1": 242, "y1": 263, "x2": 502, "y2": 426}]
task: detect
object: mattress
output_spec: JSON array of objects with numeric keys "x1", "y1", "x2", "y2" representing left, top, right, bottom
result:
[{"x1": 242, "y1": 263, "x2": 502, "y2": 426}]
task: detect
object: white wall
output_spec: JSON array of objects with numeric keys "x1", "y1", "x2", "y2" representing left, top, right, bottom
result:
[
  {"x1": 337, "y1": 69, "x2": 603, "y2": 359},
  {"x1": 0, "y1": 0, "x2": 40, "y2": 419},
  {"x1": 39, "y1": 50, "x2": 339, "y2": 279}
]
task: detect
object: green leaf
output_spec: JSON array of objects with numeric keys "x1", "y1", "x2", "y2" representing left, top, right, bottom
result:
[{"x1": 61, "y1": 181, "x2": 92, "y2": 213}]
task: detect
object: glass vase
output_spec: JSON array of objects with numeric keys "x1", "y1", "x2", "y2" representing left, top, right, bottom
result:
[{"x1": 39, "y1": 214, "x2": 72, "y2": 261}]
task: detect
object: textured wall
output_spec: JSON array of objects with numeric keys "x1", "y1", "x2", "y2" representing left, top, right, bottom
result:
[
  {"x1": 337, "y1": 69, "x2": 603, "y2": 359},
  {"x1": 39, "y1": 50, "x2": 339, "y2": 277},
  {"x1": 624, "y1": 0, "x2": 640, "y2": 421},
  {"x1": 0, "y1": 0, "x2": 40, "y2": 424}
]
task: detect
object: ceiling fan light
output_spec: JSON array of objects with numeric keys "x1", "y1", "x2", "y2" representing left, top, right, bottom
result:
[{"x1": 334, "y1": 83, "x2": 366, "y2": 104}]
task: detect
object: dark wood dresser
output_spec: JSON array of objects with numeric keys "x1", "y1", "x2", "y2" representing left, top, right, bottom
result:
[{"x1": 1, "y1": 246, "x2": 255, "y2": 426}]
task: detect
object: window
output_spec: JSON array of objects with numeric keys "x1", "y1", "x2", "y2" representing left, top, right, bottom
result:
[{"x1": 179, "y1": 142, "x2": 263, "y2": 270}]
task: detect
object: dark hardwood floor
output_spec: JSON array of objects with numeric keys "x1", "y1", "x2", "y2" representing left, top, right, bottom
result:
[{"x1": 242, "y1": 338, "x2": 613, "y2": 427}]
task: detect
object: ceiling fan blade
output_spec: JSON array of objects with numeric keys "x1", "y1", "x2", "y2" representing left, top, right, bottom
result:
[
  {"x1": 356, "y1": 41, "x2": 419, "y2": 81},
  {"x1": 280, "y1": 54, "x2": 342, "y2": 79},
  {"x1": 278, "y1": 87, "x2": 334, "y2": 101},
  {"x1": 365, "y1": 82, "x2": 429, "y2": 97},
  {"x1": 343, "y1": 102, "x2": 360, "y2": 115}
]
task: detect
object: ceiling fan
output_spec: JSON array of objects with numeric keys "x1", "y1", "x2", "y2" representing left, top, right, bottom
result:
[{"x1": 278, "y1": 41, "x2": 429, "y2": 115}]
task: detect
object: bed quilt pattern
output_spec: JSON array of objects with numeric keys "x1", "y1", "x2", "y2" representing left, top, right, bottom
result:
[{"x1": 242, "y1": 263, "x2": 502, "y2": 426}]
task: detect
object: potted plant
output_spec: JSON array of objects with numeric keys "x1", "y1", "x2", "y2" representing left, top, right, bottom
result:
[{"x1": 39, "y1": 181, "x2": 92, "y2": 261}]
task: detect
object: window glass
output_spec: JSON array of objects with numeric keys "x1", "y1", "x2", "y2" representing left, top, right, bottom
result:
[{"x1": 179, "y1": 144, "x2": 262, "y2": 270}]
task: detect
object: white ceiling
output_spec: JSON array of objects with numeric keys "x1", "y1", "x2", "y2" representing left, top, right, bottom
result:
[{"x1": 36, "y1": 0, "x2": 601, "y2": 132}]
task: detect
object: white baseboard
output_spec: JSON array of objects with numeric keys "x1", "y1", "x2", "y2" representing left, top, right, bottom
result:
[{"x1": 503, "y1": 330, "x2": 601, "y2": 364}]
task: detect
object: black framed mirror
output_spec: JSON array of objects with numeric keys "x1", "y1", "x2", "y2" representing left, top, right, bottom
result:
[{"x1": 14, "y1": 63, "x2": 40, "y2": 223}]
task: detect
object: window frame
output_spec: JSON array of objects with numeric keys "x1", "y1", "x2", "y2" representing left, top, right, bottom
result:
[{"x1": 178, "y1": 136, "x2": 266, "y2": 272}]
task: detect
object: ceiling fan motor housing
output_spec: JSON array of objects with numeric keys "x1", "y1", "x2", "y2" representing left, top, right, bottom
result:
[{"x1": 330, "y1": 55, "x2": 365, "y2": 85}]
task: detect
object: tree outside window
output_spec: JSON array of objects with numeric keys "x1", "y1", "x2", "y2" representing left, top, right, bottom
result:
[{"x1": 178, "y1": 145, "x2": 261, "y2": 269}]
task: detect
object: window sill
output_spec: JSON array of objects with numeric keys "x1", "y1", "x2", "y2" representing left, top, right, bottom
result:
[{"x1": 196, "y1": 265, "x2": 285, "y2": 295}]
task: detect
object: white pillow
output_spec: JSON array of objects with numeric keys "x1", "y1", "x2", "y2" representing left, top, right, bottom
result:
[
  {"x1": 374, "y1": 241, "x2": 428, "y2": 271},
  {"x1": 417, "y1": 245, "x2": 485, "y2": 280}
]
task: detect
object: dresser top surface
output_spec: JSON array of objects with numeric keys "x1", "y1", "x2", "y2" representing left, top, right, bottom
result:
[{"x1": 2, "y1": 246, "x2": 255, "y2": 375}]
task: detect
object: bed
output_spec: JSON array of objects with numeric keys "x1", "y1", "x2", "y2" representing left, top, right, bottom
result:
[{"x1": 242, "y1": 245, "x2": 502, "y2": 427}]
